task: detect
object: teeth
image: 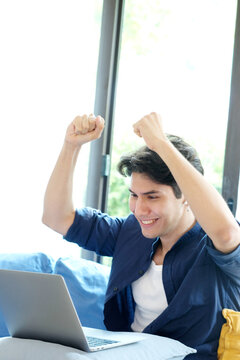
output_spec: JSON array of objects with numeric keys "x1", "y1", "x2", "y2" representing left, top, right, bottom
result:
[{"x1": 141, "y1": 220, "x2": 155, "y2": 225}]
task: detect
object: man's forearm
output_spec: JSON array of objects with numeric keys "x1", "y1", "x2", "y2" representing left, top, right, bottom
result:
[{"x1": 42, "y1": 142, "x2": 81, "y2": 235}]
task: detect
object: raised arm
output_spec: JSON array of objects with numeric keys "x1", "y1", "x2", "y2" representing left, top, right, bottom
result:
[
  {"x1": 133, "y1": 112, "x2": 240, "y2": 253},
  {"x1": 42, "y1": 114, "x2": 104, "y2": 235}
]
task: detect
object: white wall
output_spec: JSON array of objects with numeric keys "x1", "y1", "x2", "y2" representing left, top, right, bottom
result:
[{"x1": 0, "y1": 1, "x2": 102, "y2": 257}]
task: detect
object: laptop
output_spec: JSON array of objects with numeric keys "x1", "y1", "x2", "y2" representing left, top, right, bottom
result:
[{"x1": 0, "y1": 269, "x2": 142, "y2": 352}]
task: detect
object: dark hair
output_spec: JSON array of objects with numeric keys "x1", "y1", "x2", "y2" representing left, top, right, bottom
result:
[{"x1": 117, "y1": 135, "x2": 204, "y2": 198}]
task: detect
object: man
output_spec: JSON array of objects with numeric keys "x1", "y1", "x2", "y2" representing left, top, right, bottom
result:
[{"x1": 42, "y1": 112, "x2": 240, "y2": 359}]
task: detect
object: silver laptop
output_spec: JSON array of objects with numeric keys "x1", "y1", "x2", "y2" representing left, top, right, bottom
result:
[{"x1": 0, "y1": 269, "x2": 142, "y2": 352}]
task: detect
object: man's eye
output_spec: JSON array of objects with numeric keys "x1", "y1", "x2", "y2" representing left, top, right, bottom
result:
[
  {"x1": 148, "y1": 196, "x2": 158, "y2": 200},
  {"x1": 130, "y1": 193, "x2": 137, "y2": 198}
]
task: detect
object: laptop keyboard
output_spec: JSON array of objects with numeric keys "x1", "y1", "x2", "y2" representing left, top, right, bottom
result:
[{"x1": 86, "y1": 335, "x2": 119, "y2": 348}]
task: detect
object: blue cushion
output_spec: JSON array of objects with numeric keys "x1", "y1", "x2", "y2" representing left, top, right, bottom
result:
[
  {"x1": 0, "y1": 252, "x2": 55, "y2": 337},
  {"x1": 54, "y1": 257, "x2": 110, "y2": 330},
  {"x1": 0, "y1": 252, "x2": 55, "y2": 273}
]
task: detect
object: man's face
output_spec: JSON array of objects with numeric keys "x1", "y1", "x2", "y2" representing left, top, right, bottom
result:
[{"x1": 129, "y1": 172, "x2": 186, "y2": 240}]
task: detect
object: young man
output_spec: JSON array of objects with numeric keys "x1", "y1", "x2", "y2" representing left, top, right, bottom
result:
[{"x1": 42, "y1": 112, "x2": 240, "y2": 359}]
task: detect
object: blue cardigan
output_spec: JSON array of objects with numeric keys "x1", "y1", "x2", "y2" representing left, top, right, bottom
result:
[{"x1": 64, "y1": 207, "x2": 240, "y2": 359}]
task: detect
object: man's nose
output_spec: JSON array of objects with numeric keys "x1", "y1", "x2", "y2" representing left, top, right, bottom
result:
[{"x1": 135, "y1": 198, "x2": 149, "y2": 216}]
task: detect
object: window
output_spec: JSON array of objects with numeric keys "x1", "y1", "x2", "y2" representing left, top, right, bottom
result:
[
  {"x1": 0, "y1": 1, "x2": 103, "y2": 257},
  {"x1": 108, "y1": 0, "x2": 238, "y2": 217}
]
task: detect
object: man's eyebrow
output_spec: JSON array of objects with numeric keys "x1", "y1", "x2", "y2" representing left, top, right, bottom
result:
[
  {"x1": 128, "y1": 189, "x2": 161, "y2": 195},
  {"x1": 128, "y1": 188, "x2": 135, "y2": 194}
]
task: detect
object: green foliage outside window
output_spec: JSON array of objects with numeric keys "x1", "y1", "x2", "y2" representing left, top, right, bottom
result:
[{"x1": 107, "y1": 136, "x2": 142, "y2": 217}]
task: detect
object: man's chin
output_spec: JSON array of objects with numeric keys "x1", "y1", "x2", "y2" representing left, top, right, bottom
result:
[{"x1": 140, "y1": 228, "x2": 159, "y2": 239}]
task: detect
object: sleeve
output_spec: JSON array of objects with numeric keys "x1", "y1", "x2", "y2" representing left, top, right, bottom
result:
[
  {"x1": 63, "y1": 207, "x2": 125, "y2": 257},
  {"x1": 206, "y1": 237, "x2": 240, "y2": 286}
]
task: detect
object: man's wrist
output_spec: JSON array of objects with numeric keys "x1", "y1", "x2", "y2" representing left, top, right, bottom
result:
[{"x1": 62, "y1": 141, "x2": 81, "y2": 158}]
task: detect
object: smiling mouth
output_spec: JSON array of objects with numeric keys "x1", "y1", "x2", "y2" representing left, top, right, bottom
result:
[{"x1": 140, "y1": 219, "x2": 157, "y2": 225}]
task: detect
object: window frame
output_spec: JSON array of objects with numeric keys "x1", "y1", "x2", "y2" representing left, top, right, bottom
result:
[
  {"x1": 222, "y1": 0, "x2": 240, "y2": 216},
  {"x1": 81, "y1": 0, "x2": 125, "y2": 262}
]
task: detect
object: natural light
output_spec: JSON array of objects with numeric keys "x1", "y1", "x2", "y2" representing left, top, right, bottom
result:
[{"x1": 0, "y1": 1, "x2": 102, "y2": 257}]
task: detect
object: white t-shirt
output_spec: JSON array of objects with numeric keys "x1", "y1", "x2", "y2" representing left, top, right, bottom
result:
[{"x1": 131, "y1": 261, "x2": 168, "y2": 332}]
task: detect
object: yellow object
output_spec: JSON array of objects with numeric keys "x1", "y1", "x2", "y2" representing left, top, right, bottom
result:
[{"x1": 218, "y1": 308, "x2": 240, "y2": 359}]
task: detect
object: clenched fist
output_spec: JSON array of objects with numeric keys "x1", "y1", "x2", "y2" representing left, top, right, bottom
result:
[
  {"x1": 133, "y1": 112, "x2": 168, "y2": 151},
  {"x1": 74, "y1": 113, "x2": 98, "y2": 134},
  {"x1": 65, "y1": 113, "x2": 105, "y2": 148}
]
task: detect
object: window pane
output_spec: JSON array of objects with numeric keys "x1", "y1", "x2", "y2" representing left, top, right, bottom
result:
[
  {"x1": 0, "y1": 1, "x2": 103, "y2": 256},
  {"x1": 108, "y1": 0, "x2": 237, "y2": 217}
]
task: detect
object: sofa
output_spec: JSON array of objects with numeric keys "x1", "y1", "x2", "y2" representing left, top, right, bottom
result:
[{"x1": 0, "y1": 252, "x2": 198, "y2": 359}]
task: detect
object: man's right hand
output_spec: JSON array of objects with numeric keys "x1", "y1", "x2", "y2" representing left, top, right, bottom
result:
[{"x1": 65, "y1": 114, "x2": 105, "y2": 148}]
